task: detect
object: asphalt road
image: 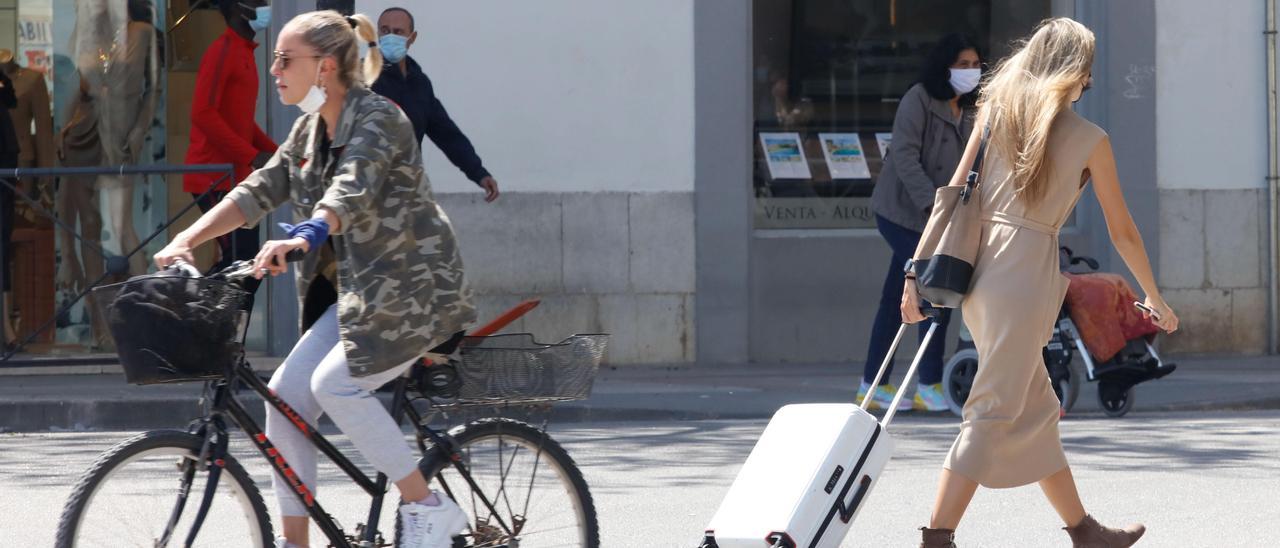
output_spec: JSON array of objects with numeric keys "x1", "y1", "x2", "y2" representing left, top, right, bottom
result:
[{"x1": 3, "y1": 410, "x2": 1276, "y2": 547}]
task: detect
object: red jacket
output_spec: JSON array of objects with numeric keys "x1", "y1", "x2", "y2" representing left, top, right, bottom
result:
[{"x1": 183, "y1": 28, "x2": 277, "y2": 194}]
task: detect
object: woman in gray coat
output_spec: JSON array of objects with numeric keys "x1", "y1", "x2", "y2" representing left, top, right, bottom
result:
[{"x1": 861, "y1": 34, "x2": 981, "y2": 411}]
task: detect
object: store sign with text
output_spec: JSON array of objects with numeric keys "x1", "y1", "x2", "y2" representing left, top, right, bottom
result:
[
  {"x1": 18, "y1": 3, "x2": 52, "y2": 82},
  {"x1": 755, "y1": 197, "x2": 877, "y2": 229}
]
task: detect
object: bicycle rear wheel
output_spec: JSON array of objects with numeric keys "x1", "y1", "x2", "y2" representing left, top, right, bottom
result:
[
  {"x1": 406, "y1": 418, "x2": 600, "y2": 548},
  {"x1": 55, "y1": 429, "x2": 272, "y2": 547}
]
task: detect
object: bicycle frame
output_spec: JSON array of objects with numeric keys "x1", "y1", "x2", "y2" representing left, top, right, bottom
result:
[
  {"x1": 153, "y1": 293, "x2": 544, "y2": 546},
  {"x1": 173, "y1": 358, "x2": 521, "y2": 547}
]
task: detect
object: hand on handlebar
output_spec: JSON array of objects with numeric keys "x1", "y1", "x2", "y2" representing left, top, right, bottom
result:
[
  {"x1": 252, "y1": 237, "x2": 309, "y2": 279},
  {"x1": 154, "y1": 239, "x2": 197, "y2": 272}
]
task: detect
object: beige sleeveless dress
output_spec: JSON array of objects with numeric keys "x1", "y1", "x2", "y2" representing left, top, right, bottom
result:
[{"x1": 943, "y1": 109, "x2": 1106, "y2": 488}]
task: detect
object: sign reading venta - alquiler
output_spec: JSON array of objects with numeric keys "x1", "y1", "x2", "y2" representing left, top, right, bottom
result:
[{"x1": 754, "y1": 198, "x2": 876, "y2": 229}]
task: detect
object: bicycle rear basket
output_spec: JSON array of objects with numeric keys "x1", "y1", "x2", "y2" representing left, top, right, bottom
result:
[
  {"x1": 92, "y1": 274, "x2": 250, "y2": 385},
  {"x1": 449, "y1": 333, "x2": 609, "y2": 405}
]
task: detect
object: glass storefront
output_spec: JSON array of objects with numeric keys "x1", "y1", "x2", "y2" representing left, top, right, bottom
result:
[
  {"x1": 49, "y1": 0, "x2": 169, "y2": 353},
  {"x1": 752, "y1": 0, "x2": 1053, "y2": 229},
  {"x1": 3, "y1": 0, "x2": 275, "y2": 358}
]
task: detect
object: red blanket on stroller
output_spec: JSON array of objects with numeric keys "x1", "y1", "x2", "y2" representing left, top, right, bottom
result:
[{"x1": 1063, "y1": 273, "x2": 1159, "y2": 362}]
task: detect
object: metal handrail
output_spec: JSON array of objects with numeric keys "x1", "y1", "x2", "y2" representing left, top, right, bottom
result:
[{"x1": 1, "y1": 163, "x2": 235, "y2": 366}]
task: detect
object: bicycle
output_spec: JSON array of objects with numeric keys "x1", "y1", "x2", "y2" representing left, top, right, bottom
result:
[{"x1": 55, "y1": 260, "x2": 606, "y2": 547}]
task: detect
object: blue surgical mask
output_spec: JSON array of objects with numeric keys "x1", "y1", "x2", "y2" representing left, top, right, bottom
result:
[
  {"x1": 240, "y1": 3, "x2": 271, "y2": 33},
  {"x1": 379, "y1": 34, "x2": 409, "y2": 64}
]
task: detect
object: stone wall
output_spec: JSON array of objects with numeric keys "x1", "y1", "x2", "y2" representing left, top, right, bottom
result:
[
  {"x1": 439, "y1": 192, "x2": 696, "y2": 365},
  {"x1": 1158, "y1": 189, "x2": 1269, "y2": 354}
]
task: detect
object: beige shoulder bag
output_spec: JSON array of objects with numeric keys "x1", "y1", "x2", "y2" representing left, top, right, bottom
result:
[{"x1": 907, "y1": 125, "x2": 990, "y2": 308}]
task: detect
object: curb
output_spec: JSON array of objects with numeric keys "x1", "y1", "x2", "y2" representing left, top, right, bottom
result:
[{"x1": 4, "y1": 394, "x2": 1280, "y2": 432}]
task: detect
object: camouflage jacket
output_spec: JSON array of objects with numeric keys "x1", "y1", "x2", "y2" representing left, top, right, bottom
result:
[{"x1": 226, "y1": 86, "x2": 476, "y2": 377}]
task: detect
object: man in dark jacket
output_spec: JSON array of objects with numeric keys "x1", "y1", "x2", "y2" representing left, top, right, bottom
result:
[{"x1": 371, "y1": 7, "x2": 499, "y2": 202}]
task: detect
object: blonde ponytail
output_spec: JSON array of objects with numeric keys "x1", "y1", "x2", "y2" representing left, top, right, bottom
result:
[
  {"x1": 284, "y1": 10, "x2": 384, "y2": 87},
  {"x1": 349, "y1": 13, "x2": 382, "y2": 85}
]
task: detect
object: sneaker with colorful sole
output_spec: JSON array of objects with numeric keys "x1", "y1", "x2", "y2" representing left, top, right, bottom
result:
[{"x1": 858, "y1": 381, "x2": 913, "y2": 411}]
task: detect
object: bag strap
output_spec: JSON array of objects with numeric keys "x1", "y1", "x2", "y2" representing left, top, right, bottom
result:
[{"x1": 960, "y1": 124, "x2": 991, "y2": 204}]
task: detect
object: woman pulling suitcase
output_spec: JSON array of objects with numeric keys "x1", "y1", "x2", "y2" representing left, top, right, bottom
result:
[{"x1": 901, "y1": 18, "x2": 1180, "y2": 548}]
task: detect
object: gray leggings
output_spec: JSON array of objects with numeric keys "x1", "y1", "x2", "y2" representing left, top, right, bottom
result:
[{"x1": 266, "y1": 304, "x2": 419, "y2": 517}]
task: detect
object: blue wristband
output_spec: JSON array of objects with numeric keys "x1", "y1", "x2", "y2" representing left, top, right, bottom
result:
[{"x1": 278, "y1": 218, "x2": 331, "y2": 252}]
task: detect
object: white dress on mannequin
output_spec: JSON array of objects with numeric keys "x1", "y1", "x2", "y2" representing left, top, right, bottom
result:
[{"x1": 73, "y1": 0, "x2": 158, "y2": 276}]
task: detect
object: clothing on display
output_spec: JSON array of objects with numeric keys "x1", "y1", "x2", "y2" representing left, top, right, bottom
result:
[
  {"x1": 0, "y1": 49, "x2": 54, "y2": 198},
  {"x1": 55, "y1": 75, "x2": 111, "y2": 348},
  {"x1": 72, "y1": 1, "x2": 160, "y2": 276}
]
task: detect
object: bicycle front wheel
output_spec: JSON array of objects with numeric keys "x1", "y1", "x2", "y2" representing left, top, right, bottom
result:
[
  {"x1": 409, "y1": 418, "x2": 600, "y2": 548},
  {"x1": 55, "y1": 429, "x2": 273, "y2": 547}
]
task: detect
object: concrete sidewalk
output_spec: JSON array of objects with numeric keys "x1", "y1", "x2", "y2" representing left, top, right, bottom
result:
[{"x1": 0, "y1": 354, "x2": 1275, "y2": 432}]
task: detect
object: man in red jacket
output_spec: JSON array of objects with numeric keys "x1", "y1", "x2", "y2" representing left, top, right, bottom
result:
[{"x1": 183, "y1": 0, "x2": 275, "y2": 273}]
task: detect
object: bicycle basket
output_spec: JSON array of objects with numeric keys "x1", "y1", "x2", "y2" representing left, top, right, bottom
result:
[
  {"x1": 449, "y1": 334, "x2": 609, "y2": 405},
  {"x1": 92, "y1": 274, "x2": 250, "y2": 385}
]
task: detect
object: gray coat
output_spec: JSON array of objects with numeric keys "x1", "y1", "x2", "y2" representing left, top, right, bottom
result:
[{"x1": 871, "y1": 83, "x2": 975, "y2": 232}]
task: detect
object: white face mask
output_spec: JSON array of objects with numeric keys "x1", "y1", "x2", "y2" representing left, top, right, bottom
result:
[
  {"x1": 296, "y1": 61, "x2": 327, "y2": 114},
  {"x1": 949, "y1": 68, "x2": 981, "y2": 95}
]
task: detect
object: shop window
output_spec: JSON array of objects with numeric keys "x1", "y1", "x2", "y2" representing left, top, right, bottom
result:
[
  {"x1": 1, "y1": 0, "x2": 169, "y2": 355},
  {"x1": 753, "y1": 0, "x2": 1051, "y2": 229}
]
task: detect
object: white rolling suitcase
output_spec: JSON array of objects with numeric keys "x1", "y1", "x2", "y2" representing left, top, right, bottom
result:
[{"x1": 701, "y1": 320, "x2": 940, "y2": 548}]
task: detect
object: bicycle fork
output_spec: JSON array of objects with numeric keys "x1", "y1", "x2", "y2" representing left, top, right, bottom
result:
[{"x1": 157, "y1": 418, "x2": 231, "y2": 547}]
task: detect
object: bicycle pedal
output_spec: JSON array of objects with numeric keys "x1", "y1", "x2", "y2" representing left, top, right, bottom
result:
[{"x1": 350, "y1": 522, "x2": 385, "y2": 547}]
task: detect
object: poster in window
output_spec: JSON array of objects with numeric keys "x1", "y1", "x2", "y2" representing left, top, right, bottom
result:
[
  {"x1": 18, "y1": 1, "x2": 52, "y2": 84},
  {"x1": 818, "y1": 133, "x2": 870, "y2": 179},
  {"x1": 875, "y1": 132, "x2": 893, "y2": 159},
  {"x1": 759, "y1": 132, "x2": 811, "y2": 180}
]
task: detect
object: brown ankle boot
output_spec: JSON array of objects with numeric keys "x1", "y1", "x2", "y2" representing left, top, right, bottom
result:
[
  {"x1": 920, "y1": 526, "x2": 956, "y2": 548},
  {"x1": 1064, "y1": 514, "x2": 1145, "y2": 547}
]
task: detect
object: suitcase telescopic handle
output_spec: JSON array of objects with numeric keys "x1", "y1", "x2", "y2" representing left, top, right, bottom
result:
[{"x1": 859, "y1": 308, "x2": 942, "y2": 428}]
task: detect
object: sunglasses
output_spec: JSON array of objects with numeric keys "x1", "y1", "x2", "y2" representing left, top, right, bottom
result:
[{"x1": 271, "y1": 50, "x2": 322, "y2": 70}]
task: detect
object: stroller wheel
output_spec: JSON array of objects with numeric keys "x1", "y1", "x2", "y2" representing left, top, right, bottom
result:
[
  {"x1": 942, "y1": 348, "x2": 980, "y2": 418},
  {"x1": 1098, "y1": 383, "x2": 1135, "y2": 418},
  {"x1": 945, "y1": 348, "x2": 1082, "y2": 418},
  {"x1": 1049, "y1": 357, "x2": 1085, "y2": 414}
]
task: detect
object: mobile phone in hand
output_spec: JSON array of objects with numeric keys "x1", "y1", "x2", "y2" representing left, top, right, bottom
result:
[{"x1": 1133, "y1": 301, "x2": 1161, "y2": 321}]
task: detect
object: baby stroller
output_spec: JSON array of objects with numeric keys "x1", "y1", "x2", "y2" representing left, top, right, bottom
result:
[{"x1": 941, "y1": 247, "x2": 1177, "y2": 418}]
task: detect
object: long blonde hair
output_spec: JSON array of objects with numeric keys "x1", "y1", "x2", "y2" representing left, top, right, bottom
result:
[
  {"x1": 977, "y1": 18, "x2": 1095, "y2": 206},
  {"x1": 284, "y1": 11, "x2": 383, "y2": 87}
]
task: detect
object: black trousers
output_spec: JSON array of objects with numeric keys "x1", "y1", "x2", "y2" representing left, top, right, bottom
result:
[{"x1": 192, "y1": 191, "x2": 261, "y2": 274}]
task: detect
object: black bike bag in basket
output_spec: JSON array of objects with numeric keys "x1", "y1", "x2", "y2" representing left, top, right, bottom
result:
[{"x1": 93, "y1": 272, "x2": 250, "y2": 385}]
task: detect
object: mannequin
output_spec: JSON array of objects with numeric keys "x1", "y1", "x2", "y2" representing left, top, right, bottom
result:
[
  {"x1": 56, "y1": 73, "x2": 109, "y2": 348},
  {"x1": 182, "y1": 0, "x2": 277, "y2": 276},
  {"x1": 72, "y1": 0, "x2": 159, "y2": 276},
  {"x1": 0, "y1": 49, "x2": 54, "y2": 205}
]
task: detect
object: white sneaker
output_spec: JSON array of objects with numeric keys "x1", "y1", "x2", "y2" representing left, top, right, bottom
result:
[
  {"x1": 274, "y1": 538, "x2": 302, "y2": 548},
  {"x1": 398, "y1": 496, "x2": 469, "y2": 548}
]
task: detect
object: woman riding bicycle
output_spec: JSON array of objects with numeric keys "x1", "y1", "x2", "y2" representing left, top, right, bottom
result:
[{"x1": 154, "y1": 10, "x2": 476, "y2": 548}]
